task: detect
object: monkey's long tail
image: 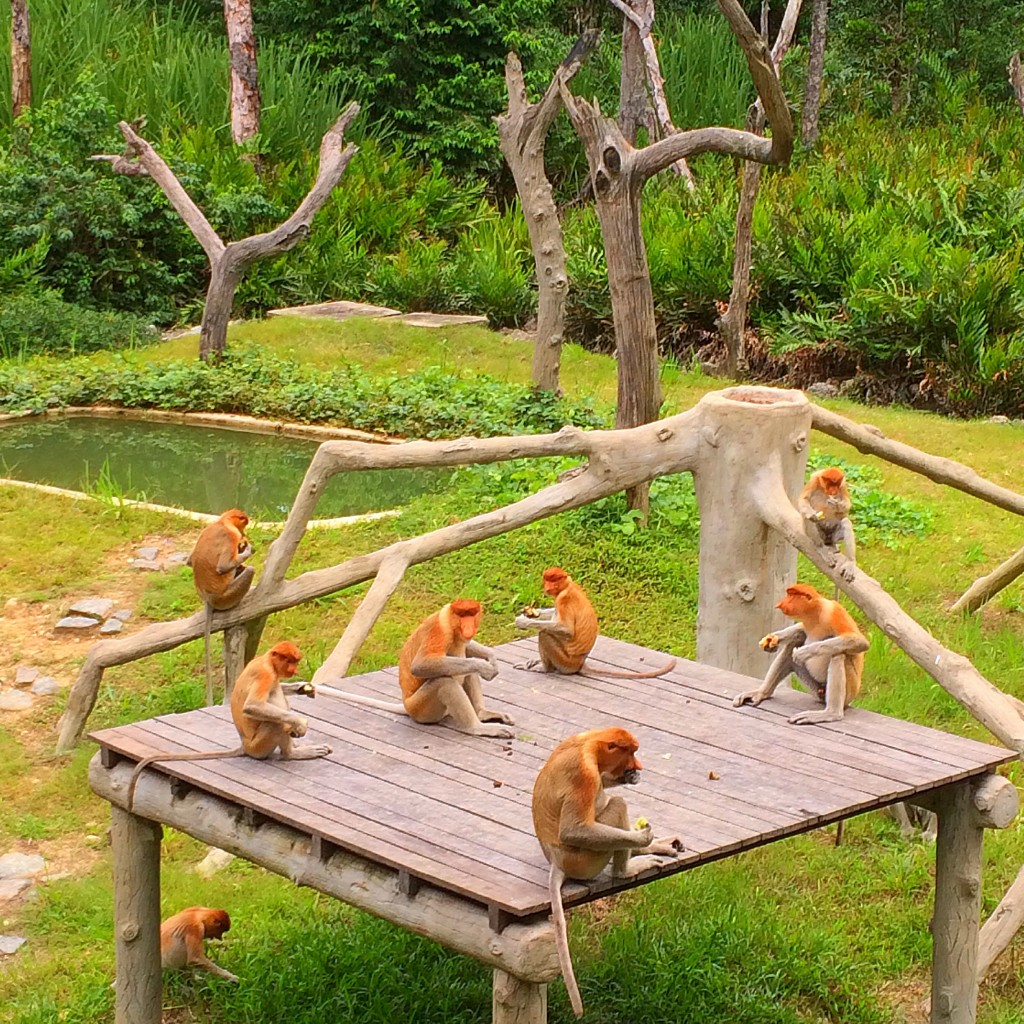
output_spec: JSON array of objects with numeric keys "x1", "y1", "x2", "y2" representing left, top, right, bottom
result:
[
  {"x1": 127, "y1": 747, "x2": 245, "y2": 811},
  {"x1": 549, "y1": 864, "x2": 584, "y2": 1018},
  {"x1": 315, "y1": 684, "x2": 408, "y2": 715},
  {"x1": 581, "y1": 657, "x2": 676, "y2": 680}
]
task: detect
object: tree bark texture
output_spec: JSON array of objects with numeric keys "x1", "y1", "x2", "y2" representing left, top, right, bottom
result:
[
  {"x1": 718, "y1": 0, "x2": 803, "y2": 377},
  {"x1": 496, "y1": 34, "x2": 597, "y2": 392},
  {"x1": 977, "y1": 863, "x2": 1024, "y2": 982},
  {"x1": 801, "y1": 0, "x2": 829, "y2": 147},
  {"x1": 617, "y1": 0, "x2": 653, "y2": 145},
  {"x1": 493, "y1": 970, "x2": 548, "y2": 1024},
  {"x1": 111, "y1": 806, "x2": 162, "y2": 1024},
  {"x1": 10, "y1": 0, "x2": 30, "y2": 119},
  {"x1": 94, "y1": 105, "x2": 359, "y2": 361},
  {"x1": 951, "y1": 542, "x2": 1024, "y2": 614},
  {"x1": 1010, "y1": 53, "x2": 1024, "y2": 119},
  {"x1": 224, "y1": 0, "x2": 261, "y2": 145}
]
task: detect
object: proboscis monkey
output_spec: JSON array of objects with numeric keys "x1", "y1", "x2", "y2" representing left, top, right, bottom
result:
[
  {"x1": 732, "y1": 583, "x2": 869, "y2": 725},
  {"x1": 532, "y1": 727, "x2": 683, "y2": 1016},
  {"x1": 798, "y1": 468, "x2": 856, "y2": 582},
  {"x1": 189, "y1": 508, "x2": 256, "y2": 705},
  {"x1": 160, "y1": 907, "x2": 238, "y2": 983},
  {"x1": 322, "y1": 601, "x2": 515, "y2": 738},
  {"x1": 127, "y1": 642, "x2": 330, "y2": 808},
  {"x1": 514, "y1": 567, "x2": 675, "y2": 679}
]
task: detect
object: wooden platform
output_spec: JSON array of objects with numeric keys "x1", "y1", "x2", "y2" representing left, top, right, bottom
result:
[{"x1": 89, "y1": 635, "x2": 1014, "y2": 924}]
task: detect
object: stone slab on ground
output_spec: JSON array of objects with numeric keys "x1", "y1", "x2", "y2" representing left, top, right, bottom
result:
[
  {"x1": 268, "y1": 300, "x2": 402, "y2": 320},
  {"x1": 165, "y1": 552, "x2": 190, "y2": 566},
  {"x1": 400, "y1": 312, "x2": 488, "y2": 328},
  {"x1": 130, "y1": 558, "x2": 163, "y2": 571},
  {"x1": 112, "y1": 608, "x2": 133, "y2": 621},
  {"x1": 0, "y1": 935, "x2": 26, "y2": 954},
  {"x1": 14, "y1": 666, "x2": 38, "y2": 686},
  {"x1": 55, "y1": 616, "x2": 101, "y2": 633},
  {"x1": 30, "y1": 676, "x2": 61, "y2": 696},
  {"x1": 0, "y1": 691, "x2": 34, "y2": 711},
  {"x1": 0, "y1": 853, "x2": 45, "y2": 879},
  {"x1": 136, "y1": 546, "x2": 160, "y2": 561},
  {"x1": 99, "y1": 619, "x2": 124, "y2": 635},
  {"x1": 68, "y1": 597, "x2": 115, "y2": 621},
  {"x1": 0, "y1": 878, "x2": 31, "y2": 900}
]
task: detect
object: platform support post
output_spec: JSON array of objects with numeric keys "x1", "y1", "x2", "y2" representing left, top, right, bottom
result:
[
  {"x1": 111, "y1": 805, "x2": 163, "y2": 1024},
  {"x1": 493, "y1": 968, "x2": 547, "y2": 1024}
]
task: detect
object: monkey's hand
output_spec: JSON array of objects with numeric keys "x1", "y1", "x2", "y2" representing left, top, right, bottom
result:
[
  {"x1": 238, "y1": 540, "x2": 254, "y2": 561},
  {"x1": 286, "y1": 715, "x2": 308, "y2": 738},
  {"x1": 476, "y1": 659, "x2": 500, "y2": 682},
  {"x1": 631, "y1": 824, "x2": 654, "y2": 847},
  {"x1": 514, "y1": 614, "x2": 538, "y2": 631},
  {"x1": 521, "y1": 606, "x2": 540, "y2": 618},
  {"x1": 732, "y1": 688, "x2": 767, "y2": 708},
  {"x1": 758, "y1": 633, "x2": 779, "y2": 651}
]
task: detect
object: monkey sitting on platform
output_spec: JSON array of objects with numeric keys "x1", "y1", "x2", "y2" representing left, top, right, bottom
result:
[
  {"x1": 732, "y1": 583, "x2": 869, "y2": 726},
  {"x1": 514, "y1": 567, "x2": 675, "y2": 679},
  {"x1": 532, "y1": 727, "x2": 683, "y2": 1017}
]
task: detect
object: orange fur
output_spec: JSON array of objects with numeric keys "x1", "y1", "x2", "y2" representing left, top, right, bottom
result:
[
  {"x1": 399, "y1": 601, "x2": 481, "y2": 703},
  {"x1": 160, "y1": 907, "x2": 236, "y2": 981},
  {"x1": 190, "y1": 509, "x2": 252, "y2": 609},
  {"x1": 539, "y1": 568, "x2": 600, "y2": 672}
]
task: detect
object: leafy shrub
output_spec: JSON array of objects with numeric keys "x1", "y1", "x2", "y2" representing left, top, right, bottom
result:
[
  {"x1": 0, "y1": 349, "x2": 607, "y2": 438},
  {"x1": 0, "y1": 291, "x2": 154, "y2": 359}
]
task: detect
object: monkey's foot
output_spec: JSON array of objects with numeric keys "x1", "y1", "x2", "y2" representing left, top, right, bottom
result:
[
  {"x1": 620, "y1": 853, "x2": 677, "y2": 877},
  {"x1": 788, "y1": 709, "x2": 843, "y2": 725},
  {"x1": 286, "y1": 743, "x2": 333, "y2": 759},
  {"x1": 478, "y1": 709, "x2": 514, "y2": 725},
  {"x1": 514, "y1": 659, "x2": 549, "y2": 673},
  {"x1": 462, "y1": 723, "x2": 516, "y2": 739}
]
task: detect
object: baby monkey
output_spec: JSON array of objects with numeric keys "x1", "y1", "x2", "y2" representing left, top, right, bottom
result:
[
  {"x1": 532, "y1": 727, "x2": 683, "y2": 1016},
  {"x1": 733, "y1": 583, "x2": 869, "y2": 725},
  {"x1": 798, "y1": 467, "x2": 856, "y2": 581}
]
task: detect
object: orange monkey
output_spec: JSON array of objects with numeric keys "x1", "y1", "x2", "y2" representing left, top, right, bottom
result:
[
  {"x1": 532, "y1": 727, "x2": 683, "y2": 1016},
  {"x1": 160, "y1": 907, "x2": 237, "y2": 983},
  {"x1": 797, "y1": 468, "x2": 856, "y2": 577},
  {"x1": 514, "y1": 567, "x2": 675, "y2": 679},
  {"x1": 732, "y1": 583, "x2": 868, "y2": 725},
  {"x1": 189, "y1": 508, "x2": 256, "y2": 705},
  {"x1": 321, "y1": 601, "x2": 514, "y2": 738},
  {"x1": 127, "y1": 641, "x2": 330, "y2": 808}
]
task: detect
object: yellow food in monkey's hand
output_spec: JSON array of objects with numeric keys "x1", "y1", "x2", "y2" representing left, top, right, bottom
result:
[
  {"x1": 634, "y1": 817, "x2": 650, "y2": 830},
  {"x1": 759, "y1": 634, "x2": 778, "y2": 651},
  {"x1": 814, "y1": 510, "x2": 825, "y2": 520},
  {"x1": 521, "y1": 606, "x2": 540, "y2": 618}
]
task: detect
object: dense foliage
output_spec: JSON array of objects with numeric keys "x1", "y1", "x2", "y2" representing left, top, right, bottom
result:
[
  {"x1": 0, "y1": 349, "x2": 606, "y2": 437},
  {"x1": 1, "y1": 0, "x2": 1023, "y2": 413}
]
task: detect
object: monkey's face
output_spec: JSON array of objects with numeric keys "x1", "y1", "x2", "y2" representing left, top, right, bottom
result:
[
  {"x1": 542, "y1": 574, "x2": 568, "y2": 598},
  {"x1": 777, "y1": 585, "x2": 818, "y2": 618},
  {"x1": 598, "y1": 738, "x2": 644, "y2": 787},
  {"x1": 820, "y1": 470, "x2": 845, "y2": 495},
  {"x1": 273, "y1": 653, "x2": 301, "y2": 678},
  {"x1": 224, "y1": 509, "x2": 250, "y2": 531},
  {"x1": 457, "y1": 612, "x2": 481, "y2": 641}
]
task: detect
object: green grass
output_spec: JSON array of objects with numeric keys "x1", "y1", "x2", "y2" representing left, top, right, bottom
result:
[{"x1": 2, "y1": 318, "x2": 1024, "y2": 1023}]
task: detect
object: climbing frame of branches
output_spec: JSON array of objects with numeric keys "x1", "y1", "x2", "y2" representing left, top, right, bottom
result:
[{"x1": 57, "y1": 386, "x2": 1024, "y2": 984}]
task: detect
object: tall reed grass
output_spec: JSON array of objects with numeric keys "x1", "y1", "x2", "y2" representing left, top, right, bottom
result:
[{"x1": 0, "y1": 0, "x2": 348, "y2": 154}]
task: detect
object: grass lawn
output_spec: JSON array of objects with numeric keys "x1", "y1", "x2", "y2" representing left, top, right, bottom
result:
[{"x1": 1, "y1": 317, "x2": 1023, "y2": 1024}]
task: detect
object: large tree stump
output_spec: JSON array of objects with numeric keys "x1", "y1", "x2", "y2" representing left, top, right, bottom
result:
[
  {"x1": 692, "y1": 386, "x2": 808, "y2": 676},
  {"x1": 493, "y1": 970, "x2": 547, "y2": 1024},
  {"x1": 111, "y1": 805, "x2": 162, "y2": 1024}
]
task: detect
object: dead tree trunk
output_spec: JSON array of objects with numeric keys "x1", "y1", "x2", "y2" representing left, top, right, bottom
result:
[
  {"x1": 561, "y1": 0, "x2": 794, "y2": 514},
  {"x1": 93, "y1": 104, "x2": 359, "y2": 361},
  {"x1": 224, "y1": 0, "x2": 261, "y2": 145},
  {"x1": 1010, "y1": 52, "x2": 1024, "y2": 119},
  {"x1": 10, "y1": 0, "x2": 30, "y2": 119},
  {"x1": 718, "y1": 0, "x2": 802, "y2": 378},
  {"x1": 801, "y1": 0, "x2": 829, "y2": 147},
  {"x1": 496, "y1": 33, "x2": 597, "y2": 393}
]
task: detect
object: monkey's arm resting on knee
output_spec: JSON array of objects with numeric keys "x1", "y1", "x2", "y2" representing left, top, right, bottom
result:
[
  {"x1": 243, "y1": 697, "x2": 305, "y2": 733},
  {"x1": 411, "y1": 653, "x2": 499, "y2": 681},
  {"x1": 465, "y1": 640, "x2": 499, "y2": 670},
  {"x1": 559, "y1": 818, "x2": 652, "y2": 851},
  {"x1": 514, "y1": 615, "x2": 572, "y2": 637},
  {"x1": 792, "y1": 634, "x2": 868, "y2": 665}
]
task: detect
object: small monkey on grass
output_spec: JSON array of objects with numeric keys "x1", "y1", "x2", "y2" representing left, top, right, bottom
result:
[
  {"x1": 532, "y1": 727, "x2": 683, "y2": 1016},
  {"x1": 514, "y1": 567, "x2": 675, "y2": 679},
  {"x1": 322, "y1": 600, "x2": 515, "y2": 738},
  {"x1": 732, "y1": 583, "x2": 869, "y2": 725},
  {"x1": 189, "y1": 508, "x2": 256, "y2": 705},
  {"x1": 127, "y1": 641, "x2": 330, "y2": 809},
  {"x1": 798, "y1": 467, "x2": 856, "y2": 581},
  {"x1": 160, "y1": 907, "x2": 237, "y2": 983}
]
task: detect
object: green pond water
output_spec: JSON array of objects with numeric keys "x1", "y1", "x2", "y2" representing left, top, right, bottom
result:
[{"x1": 0, "y1": 417, "x2": 450, "y2": 519}]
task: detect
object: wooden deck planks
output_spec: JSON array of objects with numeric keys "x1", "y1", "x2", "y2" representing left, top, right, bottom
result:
[{"x1": 91, "y1": 637, "x2": 1014, "y2": 918}]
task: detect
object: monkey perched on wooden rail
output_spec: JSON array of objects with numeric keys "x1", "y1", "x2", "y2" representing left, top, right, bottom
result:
[
  {"x1": 160, "y1": 907, "x2": 238, "y2": 983},
  {"x1": 532, "y1": 727, "x2": 683, "y2": 1017},
  {"x1": 127, "y1": 641, "x2": 330, "y2": 809},
  {"x1": 514, "y1": 567, "x2": 675, "y2": 679},
  {"x1": 732, "y1": 583, "x2": 869, "y2": 725},
  {"x1": 320, "y1": 600, "x2": 515, "y2": 738},
  {"x1": 189, "y1": 508, "x2": 256, "y2": 705},
  {"x1": 798, "y1": 467, "x2": 856, "y2": 581}
]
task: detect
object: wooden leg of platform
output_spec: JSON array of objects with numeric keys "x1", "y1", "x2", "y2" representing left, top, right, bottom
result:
[
  {"x1": 931, "y1": 781, "x2": 982, "y2": 1024},
  {"x1": 111, "y1": 806, "x2": 163, "y2": 1024},
  {"x1": 493, "y1": 969, "x2": 547, "y2": 1024}
]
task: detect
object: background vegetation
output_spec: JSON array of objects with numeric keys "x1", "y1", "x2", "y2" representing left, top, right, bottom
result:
[{"x1": 1, "y1": 0, "x2": 1023, "y2": 412}]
